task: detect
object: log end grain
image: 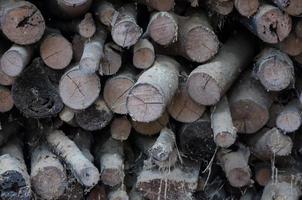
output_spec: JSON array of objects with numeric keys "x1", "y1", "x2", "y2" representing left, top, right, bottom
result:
[
  {"x1": 0, "y1": 87, "x2": 14, "y2": 113},
  {"x1": 111, "y1": 116, "x2": 132, "y2": 140},
  {"x1": 0, "y1": 69, "x2": 15, "y2": 86},
  {"x1": 273, "y1": 0, "x2": 302, "y2": 16},
  {"x1": 234, "y1": 0, "x2": 259, "y2": 17},
  {"x1": 255, "y1": 165, "x2": 271, "y2": 186},
  {"x1": 112, "y1": 21, "x2": 142, "y2": 48},
  {"x1": 214, "y1": 131, "x2": 236, "y2": 148},
  {"x1": 1, "y1": 47, "x2": 29, "y2": 77},
  {"x1": 227, "y1": 167, "x2": 251, "y2": 188},
  {"x1": 78, "y1": 13, "x2": 96, "y2": 38},
  {"x1": 278, "y1": 32, "x2": 302, "y2": 56},
  {"x1": 276, "y1": 110, "x2": 302, "y2": 132},
  {"x1": 78, "y1": 166, "x2": 100, "y2": 187},
  {"x1": 133, "y1": 39, "x2": 155, "y2": 69},
  {"x1": 99, "y1": 46, "x2": 122, "y2": 76},
  {"x1": 100, "y1": 168, "x2": 124, "y2": 187}
]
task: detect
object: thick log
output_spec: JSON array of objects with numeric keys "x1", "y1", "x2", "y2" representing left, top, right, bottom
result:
[
  {"x1": 79, "y1": 27, "x2": 107, "y2": 74},
  {"x1": 0, "y1": 138, "x2": 31, "y2": 200},
  {"x1": 46, "y1": 130, "x2": 99, "y2": 188},
  {"x1": 139, "y1": 0, "x2": 175, "y2": 11},
  {"x1": 87, "y1": 185, "x2": 107, "y2": 200},
  {"x1": 75, "y1": 98, "x2": 113, "y2": 131},
  {"x1": 59, "y1": 66, "x2": 101, "y2": 110},
  {"x1": 208, "y1": 0, "x2": 234, "y2": 15},
  {"x1": 241, "y1": 4, "x2": 292, "y2": 44},
  {"x1": 12, "y1": 58, "x2": 63, "y2": 118},
  {"x1": 133, "y1": 39, "x2": 155, "y2": 69},
  {"x1": 217, "y1": 145, "x2": 251, "y2": 187},
  {"x1": 72, "y1": 34, "x2": 85, "y2": 62},
  {"x1": 187, "y1": 34, "x2": 254, "y2": 105},
  {"x1": 0, "y1": 0, "x2": 45, "y2": 45},
  {"x1": 111, "y1": 116, "x2": 132, "y2": 141},
  {"x1": 229, "y1": 71, "x2": 272, "y2": 134},
  {"x1": 254, "y1": 48, "x2": 294, "y2": 91},
  {"x1": 234, "y1": 0, "x2": 259, "y2": 17},
  {"x1": 103, "y1": 70, "x2": 136, "y2": 114},
  {"x1": 261, "y1": 181, "x2": 301, "y2": 200},
  {"x1": 272, "y1": 0, "x2": 302, "y2": 16},
  {"x1": 0, "y1": 86, "x2": 14, "y2": 113},
  {"x1": 127, "y1": 55, "x2": 179, "y2": 122},
  {"x1": 0, "y1": 69, "x2": 15, "y2": 86},
  {"x1": 276, "y1": 99, "x2": 302, "y2": 133},
  {"x1": 59, "y1": 106, "x2": 78, "y2": 127},
  {"x1": 30, "y1": 144, "x2": 67, "y2": 200},
  {"x1": 0, "y1": 44, "x2": 33, "y2": 77},
  {"x1": 211, "y1": 96, "x2": 237, "y2": 148},
  {"x1": 254, "y1": 163, "x2": 271, "y2": 186},
  {"x1": 131, "y1": 111, "x2": 169, "y2": 135},
  {"x1": 69, "y1": 129, "x2": 94, "y2": 162},
  {"x1": 276, "y1": 32, "x2": 302, "y2": 56},
  {"x1": 99, "y1": 42, "x2": 122, "y2": 75}
]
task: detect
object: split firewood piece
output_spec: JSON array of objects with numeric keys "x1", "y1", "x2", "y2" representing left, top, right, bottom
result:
[
  {"x1": 79, "y1": 27, "x2": 107, "y2": 74},
  {"x1": 59, "y1": 106, "x2": 78, "y2": 127},
  {"x1": 241, "y1": 4, "x2": 292, "y2": 44},
  {"x1": 295, "y1": 20, "x2": 302, "y2": 38},
  {"x1": 229, "y1": 71, "x2": 272, "y2": 134},
  {"x1": 267, "y1": 103, "x2": 284, "y2": 128},
  {"x1": 127, "y1": 55, "x2": 179, "y2": 122},
  {"x1": 133, "y1": 39, "x2": 155, "y2": 69},
  {"x1": 0, "y1": 69, "x2": 15, "y2": 86},
  {"x1": 139, "y1": 0, "x2": 175, "y2": 11},
  {"x1": 276, "y1": 32, "x2": 302, "y2": 56},
  {"x1": 87, "y1": 184, "x2": 107, "y2": 200},
  {"x1": 40, "y1": 30, "x2": 73, "y2": 70},
  {"x1": 234, "y1": 0, "x2": 259, "y2": 17},
  {"x1": 59, "y1": 66, "x2": 101, "y2": 110},
  {"x1": 46, "y1": 130, "x2": 99, "y2": 188},
  {"x1": 179, "y1": 114, "x2": 216, "y2": 168},
  {"x1": 187, "y1": 34, "x2": 254, "y2": 106},
  {"x1": 0, "y1": 86, "x2": 14, "y2": 113},
  {"x1": 0, "y1": 120, "x2": 21, "y2": 147},
  {"x1": 95, "y1": 137, "x2": 124, "y2": 187},
  {"x1": 0, "y1": 44, "x2": 33, "y2": 77},
  {"x1": 136, "y1": 160, "x2": 200, "y2": 200},
  {"x1": 276, "y1": 99, "x2": 302, "y2": 133},
  {"x1": 108, "y1": 185, "x2": 129, "y2": 200},
  {"x1": 75, "y1": 98, "x2": 113, "y2": 131},
  {"x1": 111, "y1": 116, "x2": 132, "y2": 141},
  {"x1": 254, "y1": 163, "x2": 271, "y2": 186},
  {"x1": 168, "y1": 71, "x2": 206, "y2": 123},
  {"x1": 208, "y1": 0, "x2": 234, "y2": 15},
  {"x1": 272, "y1": 0, "x2": 302, "y2": 16},
  {"x1": 0, "y1": 138, "x2": 31, "y2": 200},
  {"x1": 103, "y1": 70, "x2": 136, "y2": 114},
  {"x1": 217, "y1": 144, "x2": 251, "y2": 187},
  {"x1": 30, "y1": 144, "x2": 67, "y2": 200},
  {"x1": 211, "y1": 96, "x2": 237, "y2": 148},
  {"x1": 0, "y1": 0, "x2": 45, "y2": 45},
  {"x1": 12, "y1": 58, "x2": 64, "y2": 118},
  {"x1": 69, "y1": 129, "x2": 94, "y2": 162},
  {"x1": 46, "y1": 0, "x2": 93, "y2": 19},
  {"x1": 248, "y1": 128, "x2": 293, "y2": 160},
  {"x1": 99, "y1": 42, "x2": 123, "y2": 75},
  {"x1": 132, "y1": 111, "x2": 169, "y2": 135},
  {"x1": 72, "y1": 34, "x2": 85, "y2": 62},
  {"x1": 253, "y1": 48, "x2": 294, "y2": 91}
]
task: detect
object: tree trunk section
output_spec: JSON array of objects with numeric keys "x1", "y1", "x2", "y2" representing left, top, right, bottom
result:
[
  {"x1": 111, "y1": 116, "x2": 132, "y2": 141},
  {"x1": 133, "y1": 39, "x2": 155, "y2": 69},
  {"x1": 272, "y1": 0, "x2": 302, "y2": 16},
  {"x1": 0, "y1": 86, "x2": 14, "y2": 113},
  {"x1": 99, "y1": 42, "x2": 122, "y2": 75},
  {"x1": 234, "y1": 0, "x2": 259, "y2": 17}
]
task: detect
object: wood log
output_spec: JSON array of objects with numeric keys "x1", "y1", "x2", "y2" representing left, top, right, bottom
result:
[
  {"x1": 276, "y1": 99, "x2": 302, "y2": 133},
  {"x1": 0, "y1": 120, "x2": 21, "y2": 147},
  {"x1": 139, "y1": 0, "x2": 175, "y2": 11},
  {"x1": 72, "y1": 34, "x2": 85, "y2": 62},
  {"x1": 267, "y1": 103, "x2": 284, "y2": 128},
  {"x1": 187, "y1": 34, "x2": 254, "y2": 105},
  {"x1": 229, "y1": 71, "x2": 272, "y2": 134},
  {"x1": 234, "y1": 0, "x2": 259, "y2": 17},
  {"x1": 127, "y1": 55, "x2": 179, "y2": 122},
  {"x1": 75, "y1": 98, "x2": 113, "y2": 131},
  {"x1": 79, "y1": 27, "x2": 107, "y2": 74},
  {"x1": 241, "y1": 4, "x2": 292, "y2": 44},
  {"x1": 59, "y1": 66, "x2": 101, "y2": 110},
  {"x1": 95, "y1": 137, "x2": 124, "y2": 187},
  {"x1": 108, "y1": 186, "x2": 129, "y2": 200},
  {"x1": 133, "y1": 39, "x2": 155, "y2": 69},
  {"x1": 272, "y1": 0, "x2": 302, "y2": 16},
  {"x1": 0, "y1": 138, "x2": 31, "y2": 200},
  {"x1": 12, "y1": 58, "x2": 64, "y2": 118},
  {"x1": 103, "y1": 70, "x2": 136, "y2": 114},
  {"x1": 40, "y1": 31, "x2": 73, "y2": 70},
  {"x1": 60, "y1": 172, "x2": 84, "y2": 200},
  {"x1": 0, "y1": 69, "x2": 15, "y2": 86},
  {"x1": 99, "y1": 42, "x2": 122, "y2": 75},
  {"x1": 87, "y1": 184, "x2": 107, "y2": 200},
  {"x1": 295, "y1": 20, "x2": 302, "y2": 38},
  {"x1": 254, "y1": 163, "x2": 271, "y2": 186},
  {"x1": 0, "y1": 44, "x2": 33, "y2": 77},
  {"x1": 131, "y1": 111, "x2": 169, "y2": 135},
  {"x1": 261, "y1": 181, "x2": 301, "y2": 200},
  {"x1": 276, "y1": 32, "x2": 302, "y2": 56},
  {"x1": 0, "y1": 0, "x2": 45, "y2": 45},
  {"x1": 217, "y1": 144, "x2": 251, "y2": 187},
  {"x1": 30, "y1": 144, "x2": 67, "y2": 200},
  {"x1": 59, "y1": 106, "x2": 78, "y2": 127},
  {"x1": 211, "y1": 96, "x2": 237, "y2": 148},
  {"x1": 254, "y1": 48, "x2": 294, "y2": 91},
  {"x1": 0, "y1": 86, "x2": 14, "y2": 113},
  {"x1": 111, "y1": 116, "x2": 132, "y2": 141},
  {"x1": 208, "y1": 0, "x2": 234, "y2": 15},
  {"x1": 46, "y1": 130, "x2": 99, "y2": 188},
  {"x1": 69, "y1": 129, "x2": 94, "y2": 162},
  {"x1": 94, "y1": 1, "x2": 116, "y2": 27}
]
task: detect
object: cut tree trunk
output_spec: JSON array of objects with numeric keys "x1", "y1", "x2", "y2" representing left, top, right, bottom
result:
[
  {"x1": 272, "y1": 0, "x2": 302, "y2": 16},
  {"x1": 133, "y1": 39, "x2": 155, "y2": 69},
  {"x1": 0, "y1": 86, "x2": 14, "y2": 113},
  {"x1": 234, "y1": 0, "x2": 259, "y2": 17},
  {"x1": 111, "y1": 116, "x2": 132, "y2": 141},
  {"x1": 276, "y1": 32, "x2": 302, "y2": 56},
  {"x1": 108, "y1": 185, "x2": 129, "y2": 200},
  {"x1": 99, "y1": 42, "x2": 123, "y2": 75},
  {"x1": 261, "y1": 181, "x2": 301, "y2": 200}
]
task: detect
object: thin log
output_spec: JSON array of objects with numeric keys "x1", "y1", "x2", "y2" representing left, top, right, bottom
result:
[
  {"x1": 267, "y1": 103, "x2": 284, "y2": 128},
  {"x1": 99, "y1": 42, "x2": 122, "y2": 75},
  {"x1": 111, "y1": 116, "x2": 132, "y2": 141},
  {"x1": 108, "y1": 186, "x2": 129, "y2": 200},
  {"x1": 272, "y1": 0, "x2": 302, "y2": 16},
  {"x1": 59, "y1": 106, "x2": 78, "y2": 127},
  {"x1": 254, "y1": 163, "x2": 271, "y2": 186},
  {"x1": 94, "y1": 1, "x2": 116, "y2": 27},
  {"x1": 133, "y1": 39, "x2": 155, "y2": 69},
  {"x1": 0, "y1": 86, "x2": 14, "y2": 113},
  {"x1": 234, "y1": 0, "x2": 259, "y2": 17},
  {"x1": 261, "y1": 181, "x2": 301, "y2": 200}
]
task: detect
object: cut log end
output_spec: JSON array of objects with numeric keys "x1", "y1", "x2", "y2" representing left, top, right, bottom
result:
[
  {"x1": 78, "y1": 13, "x2": 96, "y2": 38},
  {"x1": 214, "y1": 131, "x2": 236, "y2": 148},
  {"x1": 278, "y1": 32, "x2": 302, "y2": 56},
  {"x1": 133, "y1": 39, "x2": 155, "y2": 69},
  {"x1": 228, "y1": 168, "x2": 251, "y2": 188},
  {"x1": 276, "y1": 111, "x2": 302, "y2": 133},
  {"x1": 111, "y1": 116, "x2": 132, "y2": 140},
  {"x1": 0, "y1": 87, "x2": 14, "y2": 113},
  {"x1": 255, "y1": 165, "x2": 271, "y2": 186},
  {"x1": 112, "y1": 21, "x2": 142, "y2": 48},
  {"x1": 234, "y1": 0, "x2": 259, "y2": 17},
  {"x1": 0, "y1": 69, "x2": 15, "y2": 86},
  {"x1": 79, "y1": 167, "x2": 100, "y2": 187},
  {"x1": 100, "y1": 168, "x2": 123, "y2": 187},
  {"x1": 99, "y1": 43, "x2": 122, "y2": 76}
]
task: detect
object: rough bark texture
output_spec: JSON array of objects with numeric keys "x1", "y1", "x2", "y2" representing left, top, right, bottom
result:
[
  {"x1": 111, "y1": 116, "x2": 132, "y2": 141},
  {"x1": 133, "y1": 39, "x2": 155, "y2": 69},
  {"x1": 108, "y1": 186, "x2": 129, "y2": 200},
  {"x1": 99, "y1": 42, "x2": 122, "y2": 76},
  {"x1": 72, "y1": 34, "x2": 85, "y2": 62},
  {"x1": 234, "y1": 0, "x2": 259, "y2": 17}
]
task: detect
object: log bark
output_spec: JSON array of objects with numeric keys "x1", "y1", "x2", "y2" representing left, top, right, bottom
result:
[
  {"x1": 208, "y1": 0, "x2": 234, "y2": 15},
  {"x1": 59, "y1": 65, "x2": 101, "y2": 110},
  {"x1": 111, "y1": 116, "x2": 132, "y2": 141},
  {"x1": 272, "y1": 0, "x2": 302, "y2": 16},
  {"x1": 254, "y1": 48, "x2": 294, "y2": 91},
  {"x1": 276, "y1": 32, "x2": 302, "y2": 56},
  {"x1": 127, "y1": 55, "x2": 179, "y2": 122},
  {"x1": 30, "y1": 144, "x2": 67, "y2": 200},
  {"x1": 0, "y1": 44, "x2": 33, "y2": 77},
  {"x1": 133, "y1": 39, "x2": 155, "y2": 69},
  {"x1": 12, "y1": 58, "x2": 64, "y2": 118},
  {"x1": 69, "y1": 129, "x2": 94, "y2": 162},
  {"x1": 229, "y1": 71, "x2": 272, "y2": 134},
  {"x1": 241, "y1": 4, "x2": 292, "y2": 44},
  {"x1": 254, "y1": 163, "x2": 271, "y2": 186},
  {"x1": 0, "y1": 0, "x2": 45, "y2": 45},
  {"x1": 103, "y1": 70, "x2": 136, "y2": 114},
  {"x1": 46, "y1": 130, "x2": 100, "y2": 188},
  {"x1": 234, "y1": 0, "x2": 259, "y2": 17},
  {"x1": 276, "y1": 99, "x2": 302, "y2": 133},
  {"x1": 79, "y1": 27, "x2": 107, "y2": 74},
  {"x1": 0, "y1": 86, "x2": 14, "y2": 113},
  {"x1": 0, "y1": 138, "x2": 31, "y2": 200},
  {"x1": 187, "y1": 34, "x2": 254, "y2": 105},
  {"x1": 75, "y1": 98, "x2": 113, "y2": 131},
  {"x1": 139, "y1": 0, "x2": 175, "y2": 11},
  {"x1": 211, "y1": 96, "x2": 237, "y2": 148},
  {"x1": 99, "y1": 42, "x2": 122, "y2": 75}
]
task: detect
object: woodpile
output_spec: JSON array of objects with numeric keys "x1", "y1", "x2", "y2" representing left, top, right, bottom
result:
[{"x1": 2, "y1": 0, "x2": 302, "y2": 199}]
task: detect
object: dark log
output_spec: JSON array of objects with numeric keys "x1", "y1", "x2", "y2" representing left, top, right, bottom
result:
[
  {"x1": 234, "y1": 0, "x2": 259, "y2": 17},
  {"x1": 139, "y1": 0, "x2": 175, "y2": 11},
  {"x1": 208, "y1": 0, "x2": 234, "y2": 15},
  {"x1": 72, "y1": 34, "x2": 85, "y2": 62},
  {"x1": 111, "y1": 116, "x2": 132, "y2": 141},
  {"x1": 0, "y1": 120, "x2": 21, "y2": 147},
  {"x1": 87, "y1": 185, "x2": 107, "y2": 200},
  {"x1": 69, "y1": 129, "x2": 94, "y2": 162}
]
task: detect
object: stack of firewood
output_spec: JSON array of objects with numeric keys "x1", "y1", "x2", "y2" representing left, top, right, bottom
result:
[{"x1": 1, "y1": 0, "x2": 302, "y2": 199}]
